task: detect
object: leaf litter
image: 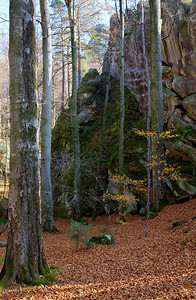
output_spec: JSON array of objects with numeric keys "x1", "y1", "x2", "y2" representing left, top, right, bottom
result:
[{"x1": 0, "y1": 199, "x2": 195, "y2": 299}]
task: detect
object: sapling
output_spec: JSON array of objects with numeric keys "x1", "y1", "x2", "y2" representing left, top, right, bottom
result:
[{"x1": 67, "y1": 220, "x2": 94, "y2": 251}]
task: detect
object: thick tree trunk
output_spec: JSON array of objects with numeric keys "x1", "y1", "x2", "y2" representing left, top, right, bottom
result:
[
  {"x1": 40, "y1": 0, "x2": 57, "y2": 232},
  {"x1": 0, "y1": 0, "x2": 49, "y2": 288},
  {"x1": 66, "y1": 0, "x2": 81, "y2": 220},
  {"x1": 150, "y1": 0, "x2": 163, "y2": 212}
]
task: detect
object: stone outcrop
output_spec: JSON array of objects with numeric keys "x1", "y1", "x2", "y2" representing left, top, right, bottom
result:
[
  {"x1": 103, "y1": 0, "x2": 196, "y2": 127},
  {"x1": 182, "y1": 95, "x2": 196, "y2": 120},
  {"x1": 103, "y1": 0, "x2": 196, "y2": 199}
]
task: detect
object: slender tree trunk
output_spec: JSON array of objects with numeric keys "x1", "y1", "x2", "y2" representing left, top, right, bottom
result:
[
  {"x1": 3, "y1": 121, "x2": 8, "y2": 199},
  {"x1": 0, "y1": 0, "x2": 49, "y2": 288},
  {"x1": 0, "y1": 100, "x2": 1, "y2": 138},
  {"x1": 97, "y1": 54, "x2": 111, "y2": 180},
  {"x1": 118, "y1": 0, "x2": 125, "y2": 222},
  {"x1": 115, "y1": 0, "x2": 119, "y2": 19},
  {"x1": 141, "y1": 0, "x2": 152, "y2": 236},
  {"x1": 65, "y1": 0, "x2": 81, "y2": 220},
  {"x1": 40, "y1": 0, "x2": 57, "y2": 232},
  {"x1": 61, "y1": 17, "x2": 65, "y2": 113},
  {"x1": 119, "y1": 0, "x2": 125, "y2": 177},
  {"x1": 67, "y1": 44, "x2": 71, "y2": 99},
  {"x1": 77, "y1": 5, "x2": 81, "y2": 89},
  {"x1": 150, "y1": 0, "x2": 163, "y2": 212}
]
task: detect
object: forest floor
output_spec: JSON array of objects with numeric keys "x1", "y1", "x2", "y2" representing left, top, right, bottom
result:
[{"x1": 0, "y1": 199, "x2": 196, "y2": 299}]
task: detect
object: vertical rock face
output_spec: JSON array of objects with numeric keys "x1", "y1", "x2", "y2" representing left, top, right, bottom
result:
[{"x1": 103, "y1": 0, "x2": 196, "y2": 126}]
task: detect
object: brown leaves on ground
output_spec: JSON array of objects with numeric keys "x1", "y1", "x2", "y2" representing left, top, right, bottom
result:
[{"x1": 0, "y1": 199, "x2": 196, "y2": 299}]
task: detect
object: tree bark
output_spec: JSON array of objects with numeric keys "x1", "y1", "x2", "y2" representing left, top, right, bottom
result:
[
  {"x1": 0, "y1": 0, "x2": 49, "y2": 288},
  {"x1": 150, "y1": 0, "x2": 163, "y2": 212},
  {"x1": 65, "y1": 0, "x2": 81, "y2": 220},
  {"x1": 119, "y1": 0, "x2": 125, "y2": 177},
  {"x1": 67, "y1": 44, "x2": 71, "y2": 99},
  {"x1": 77, "y1": 5, "x2": 81, "y2": 89},
  {"x1": 141, "y1": 0, "x2": 152, "y2": 236},
  {"x1": 61, "y1": 15, "x2": 65, "y2": 113},
  {"x1": 40, "y1": 0, "x2": 57, "y2": 232}
]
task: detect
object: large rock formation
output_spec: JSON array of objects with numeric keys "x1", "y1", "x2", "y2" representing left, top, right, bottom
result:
[
  {"x1": 103, "y1": 0, "x2": 196, "y2": 125},
  {"x1": 51, "y1": 0, "x2": 196, "y2": 218},
  {"x1": 103, "y1": 0, "x2": 196, "y2": 199}
]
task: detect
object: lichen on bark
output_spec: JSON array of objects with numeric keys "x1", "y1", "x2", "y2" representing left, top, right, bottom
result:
[{"x1": 0, "y1": 0, "x2": 49, "y2": 288}]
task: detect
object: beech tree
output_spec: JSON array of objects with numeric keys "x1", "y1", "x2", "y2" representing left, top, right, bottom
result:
[
  {"x1": 0, "y1": 0, "x2": 48, "y2": 287},
  {"x1": 119, "y1": 0, "x2": 125, "y2": 177},
  {"x1": 150, "y1": 0, "x2": 163, "y2": 211},
  {"x1": 65, "y1": 0, "x2": 81, "y2": 220},
  {"x1": 40, "y1": 0, "x2": 57, "y2": 232}
]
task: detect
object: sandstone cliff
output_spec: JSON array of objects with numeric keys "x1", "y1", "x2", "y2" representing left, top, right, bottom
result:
[{"x1": 103, "y1": 0, "x2": 196, "y2": 128}]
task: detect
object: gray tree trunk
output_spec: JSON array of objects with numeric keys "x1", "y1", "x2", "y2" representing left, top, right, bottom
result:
[
  {"x1": 97, "y1": 53, "x2": 111, "y2": 183},
  {"x1": 0, "y1": 0, "x2": 48, "y2": 288},
  {"x1": 141, "y1": 0, "x2": 152, "y2": 236},
  {"x1": 40, "y1": 0, "x2": 57, "y2": 232},
  {"x1": 119, "y1": 0, "x2": 125, "y2": 177},
  {"x1": 61, "y1": 16, "x2": 65, "y2": 113},
  {"x1": 65, "y1": 0, "x2": 81, "y2": 220},
  {"x1": 77, "y1": 5, "x2": 81, "y2": 89},
  {"x1": 67, "y1": 44, "x2": 71, "y2": 99},
  {"x1": 150, "y1": 0, "x2": 163, "y2": 212}
]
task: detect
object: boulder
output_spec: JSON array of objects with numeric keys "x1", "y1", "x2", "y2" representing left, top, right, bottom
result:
[
  {"x1": 182, "y1": 51, "x2": 196, "y2": 66},
  {"x1": 90, "y1": 234, "x2": 115, "y2": 245},
  {"x1": 180, "y1": 66, "x2": 196, "y2": 79},
  {"x1": 81, "y1": 68, "x2": 99, "y2": 87},
  {"x1": 183, "y1": 114, "x2": 195, "y2": 124},
  {"x1": 172, "y1": 59, "x2": 183, "y2": 77},
  {"x1": 174, "y1": 108, "x2": 183, "y2": 119},
  {"x1": 163, "y1": 87, "x2": 182, "y2": 113},
  {"x1": 182, "y1": 95, "x2": 196, "y2": 120},
  {"x1": 78, "y1": 105, "x2": 94, "y2": 125},
  {"x1": 166, "y1": 140, "x2": 196, "y2": 162},
  {"x1": 172, "y1": 76, "x2": 196, "y2": 98}
]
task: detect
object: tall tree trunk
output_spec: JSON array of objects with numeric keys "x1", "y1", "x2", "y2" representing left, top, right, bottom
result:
[
  {"x1": 40, "y1": 0, "x2": 57, "y2": 232},
  {"x1": 67, "y1": 44, "x2": 71, "y2": 99},
  {"x1": 119, "y1": 0, "x2": 125, "y2": 177},
  {"x1": 118, "y1": 0, "x2": 125, "y2": 222},
  {"x1": 77, "y1": 5, "x2": 81, "y2": 89},
  {"x1": 61, "y1": 16, "x2": 65, "y2": 113},
  {"x1": 0, "y1": 0, "x2": 49, "y2": 288},
  {"x1": 141, "y1": 0, "x2": 152, "y2": 236},
  {"x1": 65, "y1": 0, "x2": 81, "y2": 220},
  {"x1": 150, "y1": 0, "x2": 163, "y2": 212},
  {"x1": 97, "y1": 54, "x2": 111, "y2": 181}
]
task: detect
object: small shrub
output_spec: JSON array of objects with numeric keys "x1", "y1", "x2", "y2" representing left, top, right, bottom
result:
[{"x1": 67, "y1": 220, "x2": 94, "y2": 251}]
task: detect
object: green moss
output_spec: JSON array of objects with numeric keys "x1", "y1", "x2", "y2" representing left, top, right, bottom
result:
[
  {"x1": 81, "y1": 68, "x2": 99, "y2": 86},
  {"x1": 78, "y1": 86, "x2": 95, "y2": 94},
  {"x1": 90, "y1": 233, "x2": 115, "y2": 245},
  {"x1": 31, "y1": 266, "x2": 60, "y2": 286},
  {"x1": 52, "y1": 112, "x2": 72, "y2": 155},
  {"x1": 180, "y1": 19, "x2": 187, "y2": 30}
]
